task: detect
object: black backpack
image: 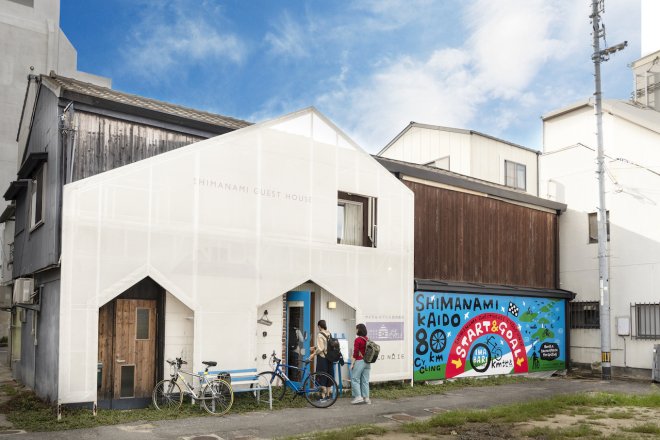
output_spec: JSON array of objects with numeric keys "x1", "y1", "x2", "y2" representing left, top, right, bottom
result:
[{"x1": 323, "y1": 333, "x2": 341, "y2": 363}]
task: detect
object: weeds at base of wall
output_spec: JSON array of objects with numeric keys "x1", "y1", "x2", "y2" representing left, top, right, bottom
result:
[{"x1": 0, "y1": 375, "x2": 532, "y2": 432}]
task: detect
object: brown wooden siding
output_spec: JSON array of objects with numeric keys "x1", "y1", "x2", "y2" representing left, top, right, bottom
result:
[
  {"x1": 71, "y1": 111, "x2": 205, "y2": 181},
  {"x1": 407, "y1": 180, "x2": 557, "y2": 289}
]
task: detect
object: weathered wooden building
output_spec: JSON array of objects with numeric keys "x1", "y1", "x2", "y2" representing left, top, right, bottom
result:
[
  {"x1": 375, "y1": 156, "x2": 575, "y2": 381},
  {"x1": 3, "y1": 73, "x2": 250, "y2": 403},
  {"x1": 375, "y1": 157, "x2": 561, "y2": 288}
]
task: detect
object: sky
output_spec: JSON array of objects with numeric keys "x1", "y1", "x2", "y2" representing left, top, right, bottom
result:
[{"x1": 60, "y1": 0, "x2": 642, "y2": 153}]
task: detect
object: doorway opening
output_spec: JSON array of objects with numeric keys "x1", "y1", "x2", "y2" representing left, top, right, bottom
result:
[{"x1": 97, "y1": 277, "x2": 165, "y2": 409}]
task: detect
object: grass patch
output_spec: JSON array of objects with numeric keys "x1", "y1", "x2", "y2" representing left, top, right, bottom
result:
[
  {"x1": 1, "y1": 390, "x2": 308, "y2": 432},
  {"x1": 623, "y1": 423, "x2": 660, "y2": 435},
  {"x1": 402, "y1": 392, "x2": 660, "y2": 434},
  {"x1": 0, "y1": 385, "x2": 17, "y2": 397},
  {"x1": 370, "y1": 374, "x2": 529, "y2": 400},
  {"x1": 281, "y1": 424, "x2": 386, "y2": 440},
  {"x1": 607, "y1": 410, "x2": 635, "y2": 420},
  {"x1": 524, "y1": 424, "x2": 600, "y2": 439}
]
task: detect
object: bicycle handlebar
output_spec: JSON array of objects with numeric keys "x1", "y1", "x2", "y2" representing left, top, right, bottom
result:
[
  {"x1": 270, "y1": 350, "x2": 312, "y2": 365},
  {"x1": 166, "y1": 358, "x2": 188, "y2": 367}
]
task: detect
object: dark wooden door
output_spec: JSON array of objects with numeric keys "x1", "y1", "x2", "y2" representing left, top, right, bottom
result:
[{"x1": 112, "y1": 299, "x2": 156, "y2": 399}]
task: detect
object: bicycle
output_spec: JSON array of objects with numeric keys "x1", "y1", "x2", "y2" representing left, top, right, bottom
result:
[
  {"x1": 253, "y1": 351, "x2": 338, "y2": 408},
  {"x1": 486, "y1": 335, "x2": 503, "y2": 361},
  {"x1": 152, "y1": 358, "x2": 234, "y2": 415}
]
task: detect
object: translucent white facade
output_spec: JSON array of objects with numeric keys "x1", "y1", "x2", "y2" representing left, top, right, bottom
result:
[{"x1": 59, "y1": 108, "x2": 414, "y2": 405}]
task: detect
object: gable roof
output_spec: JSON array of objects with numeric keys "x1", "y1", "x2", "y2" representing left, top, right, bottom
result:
[
  {"x1": 378, "y1": 121, "x2": 540, "y2": 156},
  {"x1": 543, "y1": 98, "x2": 660, "y2": 135},
  {"x1": 42, "y1": 72, "x2": 252, "y2": 131},
  {"x1": 375, "y1": 155, "x2": 566, "y2": 212}
]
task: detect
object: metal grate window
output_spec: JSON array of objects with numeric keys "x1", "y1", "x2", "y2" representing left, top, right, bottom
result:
[
  {"x1": 631, "y1": 303, "x2": 660, "y2": 339},
  {"x1": 570, "y1": 301, "x2": 600, "y2": 329}
]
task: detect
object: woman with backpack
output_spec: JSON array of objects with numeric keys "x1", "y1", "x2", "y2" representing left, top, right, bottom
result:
[
  {"x1": 351, "y1": 323, "x2": 371, "y2": 404},
  {"x1": 310, "y1": 319, "x2": 333, "y2": 401}
]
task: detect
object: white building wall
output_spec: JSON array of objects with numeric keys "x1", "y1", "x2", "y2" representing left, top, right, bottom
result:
[
  {"x1": 540, "y1": 110, "x2": 660, "y2": 372},
  {"x1": 59, "y1": 109, "x2": 414, "y2": 405},
  {"x1": 470, "y1": 135, "x2": 538, "y2": 195},
  {"x1": 381, "y1": 126, "x2": 472, "y2": 175},
  {"x1": 163, "y1": 292, "x2": 194, "y2": 372},
  {"x1": 381, "y1": 125, "x2": 538, "y2": 195},
  {"x1": 642, "y1": 0, "x2": 660, "y2": 57}
]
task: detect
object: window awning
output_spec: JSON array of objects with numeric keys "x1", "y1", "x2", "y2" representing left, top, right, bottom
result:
[
  {"x1": 17, "y1": 152, "x2": 47, "y2": 179},
  {"x1": 0, "y1": 204, "x2": 15, "y2": 223},
  {"x1": 3, "y1": 180, "x2": 29, "y2": 201}
]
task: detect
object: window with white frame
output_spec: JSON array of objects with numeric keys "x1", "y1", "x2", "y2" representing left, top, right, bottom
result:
[
  {"x1": 632, "y1": 303, "x2": 660, "y2": 339},
  {"x1": 337, "y1": 191, "x2": 377, "y2": 247},
  {"x1": 588, "y1": 211, "x2": 610, "y2": 244},
  {"x1": 504, "y1": 160, "x2": 526, "y2": 190},
  {"x1": 29, "y1": 164, "x2": 46, "y2": 230}
]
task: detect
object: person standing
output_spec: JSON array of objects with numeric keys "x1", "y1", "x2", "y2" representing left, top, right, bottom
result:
[
  {"x1": 310, "y1": 319, "x2": 333, "y2": 400},
  {"x1": 351, "y1": 323, "x2": 371, "y2": 404}
]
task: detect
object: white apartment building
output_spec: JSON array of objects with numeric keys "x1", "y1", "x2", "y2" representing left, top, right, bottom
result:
[{"x1": 539, "y1": 43, "x2": 660, "y2": 377}]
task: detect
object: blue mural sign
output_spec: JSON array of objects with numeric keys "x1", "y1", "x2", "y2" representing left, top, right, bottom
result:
[{"x1": 413, "y1": 291, "x2": 566, "y2": 381}]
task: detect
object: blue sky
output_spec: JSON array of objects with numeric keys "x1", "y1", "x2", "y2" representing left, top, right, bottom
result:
[{"x1": 60, "y1": 0, "x2": 641, "y2": 153}]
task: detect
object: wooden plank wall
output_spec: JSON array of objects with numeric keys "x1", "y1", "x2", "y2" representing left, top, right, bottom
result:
[
  {"x1": 72, "y1": 112, "x2": 205, "y2": 181},
  {"x1": 406, "y1": 180, "x2": 557, "y2": 289}
]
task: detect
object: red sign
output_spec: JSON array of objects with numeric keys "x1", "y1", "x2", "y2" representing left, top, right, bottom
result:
[{"x1": 445, "y1": 313, "x2": 528, "y2": 378}]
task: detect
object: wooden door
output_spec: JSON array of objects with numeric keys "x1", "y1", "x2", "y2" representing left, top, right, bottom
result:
[{"x1": 113, "y1": 299, "x2": 156, "y2": 399}]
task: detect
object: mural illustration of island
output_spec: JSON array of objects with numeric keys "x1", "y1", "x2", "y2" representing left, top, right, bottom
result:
[{"x1": 413, "y1": 292, "x2": 566, "y2": 381}]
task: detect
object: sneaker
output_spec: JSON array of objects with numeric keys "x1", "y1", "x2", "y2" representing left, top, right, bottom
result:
[
  {"x1": 364, "y1": 398, "x2": 371, "y2": 405},
  {"x1": 318, "y1": 398, "x2": 328, "y2": 403},
  {"x1": 351, "y1": 397, "x2": 364, "y2": 405}
]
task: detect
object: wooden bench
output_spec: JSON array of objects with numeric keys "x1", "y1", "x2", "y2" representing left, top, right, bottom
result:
[{"x1": 200, "y1": 368, "x2": 272, "y2": 410}]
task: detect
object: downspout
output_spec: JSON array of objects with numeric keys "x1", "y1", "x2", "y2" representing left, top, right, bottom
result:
[
  {"x1": 58, "y1": 102, "x2": 75, "y2": 260},
  {"x1": 536, "y1": 152, "x2": 540, "y2": 197}
]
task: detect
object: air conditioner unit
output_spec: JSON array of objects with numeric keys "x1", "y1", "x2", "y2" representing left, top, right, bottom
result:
[{"x1": 13, "y1": 278, "x2": 34, "y2": 304}]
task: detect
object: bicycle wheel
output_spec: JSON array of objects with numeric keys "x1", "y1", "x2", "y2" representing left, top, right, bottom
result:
[
  {"x1": 252, "y1": 371, "x2": 287, "y2": 402},
  {"x1": 303, "y1": 372, "x2": 338, "y2": 408},
  {"x1": 202, "y1": 379, "x2": 234, "y2": 415},
  {"x1": 152, "y1": 379, "x2": 183, "y2": 411},
  {"x1": 430, "y1": 329, "x2": 447, "y2": 353}
]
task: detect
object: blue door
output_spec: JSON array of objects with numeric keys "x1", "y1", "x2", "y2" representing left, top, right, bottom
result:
[{"x1": 286, "y1": 291, "x2": 311, "y2": 386}]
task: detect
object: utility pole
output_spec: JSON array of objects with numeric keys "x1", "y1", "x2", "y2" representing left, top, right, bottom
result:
[{"x1": 590, "y1": 0, "x2": 626, "y2": 381}]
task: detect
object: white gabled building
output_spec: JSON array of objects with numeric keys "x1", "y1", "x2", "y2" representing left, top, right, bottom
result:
[
  {"x1": 59, "y1": 108, "x2": 414, "y2": 409},
  {"x1": 539, "y1": 47, "x2": 660, "y2": 378},
  {"x1": 378, "y1": 123, "x2": 539, "y2": 196}
]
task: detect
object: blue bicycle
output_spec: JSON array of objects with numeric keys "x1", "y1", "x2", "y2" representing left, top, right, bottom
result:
[{"x1": 254, "y1": 351, "x2": 338, "y2": 408}]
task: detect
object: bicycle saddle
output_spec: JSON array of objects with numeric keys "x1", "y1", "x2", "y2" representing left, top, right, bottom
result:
[{"x1": 202, "y1": 361, "x2": 217, "y2": 367}]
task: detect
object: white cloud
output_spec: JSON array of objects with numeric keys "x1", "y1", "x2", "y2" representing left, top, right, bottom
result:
[
  {"x1": 122, "y1": 2, "x2": 245, "y2": 80},
  {"x1": 264, "y1": 11, "x2": 309, "y2": 59},
  {"x1": 316, "y1": 0, "x2": 640, "y2": 152}
]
